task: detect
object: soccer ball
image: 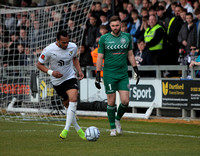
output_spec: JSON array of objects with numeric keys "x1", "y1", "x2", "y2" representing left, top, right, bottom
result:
[{"x1": 85, "y1": 126, "x2": 100, "y2": 141}]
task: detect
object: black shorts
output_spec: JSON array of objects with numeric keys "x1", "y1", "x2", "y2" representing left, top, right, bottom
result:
[{"x1": 53, "y1": 78, "x2": 78, "y2": 101}]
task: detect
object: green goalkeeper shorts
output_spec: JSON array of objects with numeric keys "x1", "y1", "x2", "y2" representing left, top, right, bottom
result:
[{"x1": 103, "y1": 76, "x2": 129, "y2": 94}]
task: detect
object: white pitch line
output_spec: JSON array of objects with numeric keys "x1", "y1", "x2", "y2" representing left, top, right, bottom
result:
[{"x1": 2, "y1": 120, "x2": 200, "y2": 139}]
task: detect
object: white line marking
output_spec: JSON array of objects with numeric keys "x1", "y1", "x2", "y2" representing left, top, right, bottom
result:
[{"x1": 2, "y1": 120, "x2": 200, "y2": 139}]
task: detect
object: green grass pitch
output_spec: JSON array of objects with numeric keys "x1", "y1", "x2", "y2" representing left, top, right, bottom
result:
[{"x1": 0, "y1": 117, "x2": 200, "y2": 156}]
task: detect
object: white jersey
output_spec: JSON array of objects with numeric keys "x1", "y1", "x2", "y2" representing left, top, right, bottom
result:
[{"x1": 38, "y1": 42, "x2": 77, "y2": 86}]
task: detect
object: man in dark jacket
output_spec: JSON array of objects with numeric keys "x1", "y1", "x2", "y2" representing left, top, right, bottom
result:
[
  {"x1": 85, "y1": 15, "x2": 99, "y2": 50},
  {"x1": 166, "y1": 5, "x2": 184, "y2": 65}
]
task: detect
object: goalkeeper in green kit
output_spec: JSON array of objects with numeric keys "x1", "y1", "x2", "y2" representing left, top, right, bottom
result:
[{"x1": 95, "y1": 16, "x2": 140, "y2": 136}]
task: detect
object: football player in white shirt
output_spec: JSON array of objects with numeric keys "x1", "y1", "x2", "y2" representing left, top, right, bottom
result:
[{"x1": 37, "y1": 30, "x2": 86, "y2": 140}]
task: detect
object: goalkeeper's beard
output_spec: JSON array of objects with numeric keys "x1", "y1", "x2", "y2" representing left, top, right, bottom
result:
[{"x1": 112, "y1": 29, "x2": 121, "y2": 36}]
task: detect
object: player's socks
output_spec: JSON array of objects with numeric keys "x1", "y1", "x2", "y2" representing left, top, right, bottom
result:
[
  {"x1": 64, "y1": 102, "x2": 77, "y2": 130},
  {"x1": 77, "y1": 128, "x2": 86, "y2": 140},
  {"x1": 60, "y1": 129, "x2": 68, "y2": 139},
  {"x1": 116, "y1": 103, "x2": 128, "y2": 120},
  {"x1": 107, "y1": 105, "x2": 116, "y2": 129},
  {"x1": 65, "y1": 108, "x2": 81, "y2": 131}
]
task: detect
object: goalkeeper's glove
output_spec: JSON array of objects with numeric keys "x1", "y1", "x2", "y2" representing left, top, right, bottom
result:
[
  {"x1": 133, "y1": 66, "x2": 140, "y2": 85},
  {"x1": 95, "y1": 71, "x2": 101, "y2": 89}
]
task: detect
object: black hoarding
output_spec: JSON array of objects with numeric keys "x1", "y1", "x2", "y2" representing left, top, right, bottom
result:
[{"x1": 162, "y1": 80, "x2": 200, "y2": 108}]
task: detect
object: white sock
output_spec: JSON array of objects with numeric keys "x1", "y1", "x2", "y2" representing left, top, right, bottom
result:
[
  {"x1": 65, "y1": 107, "x2": 80, "y2": 131},
  {"x1": 64, "y1": 102, "x2": 77, "y2": 131}
]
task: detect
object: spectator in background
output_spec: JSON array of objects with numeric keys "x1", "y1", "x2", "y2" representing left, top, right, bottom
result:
[
  {"x1": 18, "y1": 27, "x2": 29, "y2": 47},
  {"x1": 144, "y1": 15, "x2": 165, "y2": 65},
  {"x1": 151, "y1": 0, "x2": 159, "y2": 9},
  {"x1": 122, "y1": 0, "x2": 129, "y2": 11},
  {"x1": 156, "y1": 5, "x2": 171, "y2": 29},
  {"x1": 148, "y1": 6, "x2": 157, "y2": 16},
  {"x1": 3, "y1": 33, "x2": 19, "y2": 67},
  {"x1": 29, "y1": 11, "x2": 37, "y2": 24},
  {"x1": 189, "y1": 46, "x2": 200, "y2": 78},
  {"x1": 142, "y1": 0, "x2": 151, "y2": 11},
  {"x1": 134, "y1": 0, "x2": 143, "y2": 14},
  {"x1": 94, "y1": 1, "x2": 103, "y2": 26},
  {"x1": 180, "y1": 0, "x2": 194, "y2": 14},
  {"x1": 166, "y1": 5, "x2": 184, "y2": 66},
  {"x1": 66, "y1": 19, "x2": 82, "y2": 44},
  {"x1": 17, "y1": 43, "x2": 27, "y2": 65},
  {"x1": 16, "y1": 13, "x2": 22, "y2": 28},
  {"x1": 126, "y1": 2, "x2": 135, "y2": 19},
  {"x1": 165, "y1": 0, "x2": 173, "y2": 16},
  {"x1": 179, "y1": 45, "x2": 199, "y2": 66},
  {"x1": 21, "y1": 0, "x2": 30, "y2": 7},
  {"x1": 41, "y1": 5, "x2": 52, "y2": 27},
  {"x1": 193, "y1": 1, "x2": 200, "y2": 13},
  {"x1": 77, "y1": 43, "x2": 93, "y2": 68},
  {"x1": 134, "y1": 38, "x2": 152, "y2": 66},
  {"x1": 90, "y1": 2, "x2": 96, "y2": 15},
  {"x1": 171, "y1": 2, "x2": 178, "y2": 17},
  {"x1": 121, "y1": 21, "x2": 128, "y2": 33},
  {"x1": 70, "y1": 3, "x2": 80, "y2": 23},
  {"x1": 127, "y1": 9, "x2": 141, "y2": 50},
  {"x1": 180, "y1": 8, "x2": 187, "y2": 23},
  {"x1": 43, "y1": 20, "x2": 57, "y2": 45},
  {"x1": 195, "y1": 7, "x2": 200, "y2": 48},
  {"x1": 60, "y1": 5, "x2": 70, "y2": 30},
  {"x1": 119, "y1": 9, "x2": 131, "y2": 24},
  {"x1": 85, "y1": 14, "x2": 99, "y2": 50},
  {"x1": 159, "y1": 0, "x2": 173, "y2": 18},
  {"x1": 25, "y1": 19, "x2": 31, "y2": 34},
  {"x1": 134, "y1": 38, "x2": 153, "y2": 77},
  {"x1": 99, "y1": 12, "x2": 110, "y2": 32},
  {"x1": 140, "y1": 7, "x2": 149, "y2": 18},
  {"x1": 24, "y1": 45, "x2": 34, "y2": 65},
  {"x1": 29, "y1": 20, "x2": 44, "y2": 50},
  {"x1": 101, "y1": 3, "x2": 112, "y2": 20},
  {"x1": 136, "y1": 14, "x2": 148, "y2": 41},
  {"x1": 53, "y1": 12, "x2": 63, "y2": 31},
  {"x1": 0, "y1": 25, "x2": 9, "y2": 47},
  {"x1": 178, "y1": 12, "x2": 197, "y2": 54},
  {"x1": 96, "y1": 25, "x2": 108, "y2": 45},
  {"x1": 104, "y1": 0, "x2": 112, "y2": 10},
  {"x1": 4, "y1": 13, "x2": 16, "y2": 34}
]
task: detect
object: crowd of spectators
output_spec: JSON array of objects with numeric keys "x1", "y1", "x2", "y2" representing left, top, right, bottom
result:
[{"x1": 1, "y1": 0, "x2": 200, "y2": 77}]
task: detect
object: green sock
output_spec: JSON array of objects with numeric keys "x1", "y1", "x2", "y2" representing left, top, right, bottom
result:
[
  {"x1": 107, "y1": 105, "x2": 116, "y2": 129},
  {"x1": 116, "y1": 103, "x2": 128, "y2": 121}
]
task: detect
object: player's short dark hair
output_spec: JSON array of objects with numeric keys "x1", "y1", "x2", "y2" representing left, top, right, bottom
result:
[
  {"x1": 56, "y1": 30, "x2": 68, "y2": 40},
  {"x1": 109, "y1": 15, "x2": 121, "y2": 23}
]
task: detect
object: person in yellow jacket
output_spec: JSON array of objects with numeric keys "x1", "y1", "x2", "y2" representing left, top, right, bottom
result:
[{"x1": 144, "y1": 15, "x2": 165, "y2": 65}]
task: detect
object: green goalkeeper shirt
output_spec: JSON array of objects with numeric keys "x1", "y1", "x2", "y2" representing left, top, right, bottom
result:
[{"x1": 98, "y1": 32, "x2": 133, "y2": 79}]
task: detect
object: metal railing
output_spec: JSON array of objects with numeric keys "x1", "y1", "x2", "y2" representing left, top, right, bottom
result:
[
  {"x1": 1, "y1": 65, "x2": 200, "y2": 80},
  {"x1": 84, "y1": 65, "x2": 200, "y2": 79}
]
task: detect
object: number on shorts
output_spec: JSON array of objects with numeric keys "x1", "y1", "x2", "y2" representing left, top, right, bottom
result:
[{"x1": 108, "y1": 84, "x2": 112, "y2": 90}]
